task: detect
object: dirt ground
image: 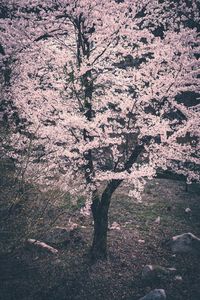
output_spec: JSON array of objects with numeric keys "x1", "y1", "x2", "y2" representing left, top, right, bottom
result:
[{"x1": 0, "y1": 171, "x2": 200, "y2": 300}]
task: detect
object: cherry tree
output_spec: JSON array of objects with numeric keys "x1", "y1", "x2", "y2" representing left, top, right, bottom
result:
[{"x1": 0, "y1": 0, "x2": 200, "y2": 259}]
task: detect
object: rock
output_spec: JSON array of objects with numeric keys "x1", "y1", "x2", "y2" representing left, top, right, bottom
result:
[
  {"x1": 142, "y1": 265, "x2": 176, "y2": 281},
  {"x1": 27, "y1": 239, "x2": 58, "y2": 254},
  {"x1": 139, "y1": 289, "x2": 166, "y2": 300},
  {"x1": 185, "y1": 208, "x2": 191, "y2": 213},
  {"x1": 170, "y1": 232, "x2": 200, "y2": 254},
  {"x1": 110, "y1": 222, "x2": 121, "y2": 230},
  {"x1": 43, "y1": 226, "x2": 77, "y2": 246},
  {"x1": 154, "y1": 216, "x2": 161, "y2": 224},
  {"x1": 138, "y1": 239, "x2": 145, "y2": 244},
  {"x1": 174, "y1": 275, "x2": 183, "y2": 281}
]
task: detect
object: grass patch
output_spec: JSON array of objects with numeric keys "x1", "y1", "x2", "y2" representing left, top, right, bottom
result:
[{"x1": 0, "y1": 176, "x2": 200, "y2": 300}]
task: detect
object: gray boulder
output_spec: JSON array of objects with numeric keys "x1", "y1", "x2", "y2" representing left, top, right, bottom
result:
[
  {"x1": 139, "y1": 289, "x2": 166, "y2": 300},
  {"x1": 171, "y1": 232, "x2": 200, "y2": 254},
  {"x1": 142, "y1": 265, "x2": 176, "y2": 281},
  {"x1": 43, "y1": 226, "x2": 78, "y2": 246}
]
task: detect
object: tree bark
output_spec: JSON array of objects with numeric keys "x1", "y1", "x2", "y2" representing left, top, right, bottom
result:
[
  {"x1": 91, "y1": 194, "x2": 110, "y2": 260},
  {"x1": 90, "y1": 179, "x2": 122, "y2": 260}
]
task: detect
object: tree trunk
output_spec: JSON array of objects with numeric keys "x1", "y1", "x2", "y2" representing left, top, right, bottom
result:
[
  {"x1": 90, "y1": 179, "x2": 122, "y2": 260},
  {"x1": 91, "y1": 194, "x2": 110, "y2": 260},
  {"x1": 89, "y1": 143, "x2": 147, "y2": 260}
]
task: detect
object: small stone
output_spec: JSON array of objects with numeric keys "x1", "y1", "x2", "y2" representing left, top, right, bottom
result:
[
  {"x1": 110, "y1": 222, "x2": 121, "y2": 230},
  {"x1": 185, "y1": 208, "x2": 191, "y2": 213},
  {"x1": 174, "y1": 275, "x2": 183, "y2": 281},
  {"x1": 154, "y1": 216, "x2": 161, "y2": 224},
  {"x1": 139, "y1": 289, "x2": 166, "y2": 300},
  {"x1": 142, "y1": 265, "x2": 153, "y2": 279},
  {"x1": 168, "y1": 267, "x2": 176, "y2": 272},
  {"x1": 138, "y1": 239, "x2": 145, "y2": 244}
]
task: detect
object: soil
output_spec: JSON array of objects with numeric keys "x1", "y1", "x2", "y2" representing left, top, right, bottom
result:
[{"x1": 0, "y1": 171, "x2": 200, "y2": 300}]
